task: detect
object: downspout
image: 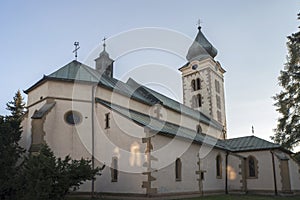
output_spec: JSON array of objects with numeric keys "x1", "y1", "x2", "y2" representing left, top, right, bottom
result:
[
  {"x1": 225, "y1": 151, "x2": 229, "y2": 194},
  {"x1": 243, "y1": 157, "x2": 248, "y2": 193},
  {"x1": 271, "y1": 151, "x2": 278, "y2": 196},
  {"x1": 91, "y1": 85, "x2": 96, "y2": 197}
]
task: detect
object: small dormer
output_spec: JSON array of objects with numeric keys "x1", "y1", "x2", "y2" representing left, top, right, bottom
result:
[{"x1": 95, "y1": 41, "x2": 114, "y2": 78}]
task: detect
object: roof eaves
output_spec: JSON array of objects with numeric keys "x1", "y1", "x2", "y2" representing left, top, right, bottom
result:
[{"x1": 95, "y1": 98, "x2": 227, "y2": 151}]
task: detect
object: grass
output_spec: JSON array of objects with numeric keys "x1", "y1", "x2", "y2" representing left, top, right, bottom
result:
[
  {"x1": 67, "y1": 194, "x2": 300, "y2": 200},
  {"x1": 181, "y1": 195, "x2": 300, "y2": 200}
]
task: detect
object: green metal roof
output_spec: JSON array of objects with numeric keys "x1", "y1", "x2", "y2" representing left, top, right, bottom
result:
[
  {"x1": 97, "y1": 98, "x2": 285, "y2": 153},
  {"x1": 24, "y1": 60, "x2": 289, "y2": 153},
  {"x1": 25, "y1": 60, "x2": 155, "y2": 105},
  {"x1": 48, "y1": 60, "x2": 101, "y2": 82},
  {"x1": 126, "y1": 78, "x2": 223, "y2": 130},
  {"x1": 225, "y1": 136, "x2": 281, "y2": 152},
  {"x1": 96, "y1": 98, "x2": 228, "y2": 150},
  {"x1": 25, "y1": 60, "x2": 223, "y2": 131}
]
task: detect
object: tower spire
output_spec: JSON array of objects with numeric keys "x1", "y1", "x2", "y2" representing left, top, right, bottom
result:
[
  {"x1": 186, "y1": 24, "x2": 218, "y2": 61},
  {"x1": 197, "y1": 19, "x2": 203, "y2": 29},
  {"x1": 95, "y1": 37, "x2": 114, "y2": 78},
  {"x1": 73, "y1": 42, "x2": 80, "y2": 61},
  {"x1": 102, "y1": 37, "x2": 107, "y2": 51}
]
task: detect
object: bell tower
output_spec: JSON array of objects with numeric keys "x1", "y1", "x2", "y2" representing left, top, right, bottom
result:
[
  {"x1": 179, "y1": 25, "x2": 226, "y2": 132},
  {"x1": 95, "y1": 38, "x2": 114, "y2": 78}
]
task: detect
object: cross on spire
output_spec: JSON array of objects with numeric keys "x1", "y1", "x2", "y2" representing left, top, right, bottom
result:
[
  {"x1": 197, "y1": 19, "x2": 203, "y2": 29},
  {"x1": 73, "y1": 42, "x2": 80, "y2": 61},
  {"x1": 102, "y1": 37, "x2": 107, "y2": 50}
]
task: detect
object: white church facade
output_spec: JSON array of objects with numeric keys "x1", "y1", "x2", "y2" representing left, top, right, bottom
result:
[{"x1": 20, "y1": 26, "x2": 300, "y2": 198}]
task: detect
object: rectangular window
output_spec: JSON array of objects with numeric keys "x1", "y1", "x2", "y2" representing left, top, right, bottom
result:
[
  {"x1": 201, "y1": 172, "x2": 205, "y2": 180},
  {"x1": 216, "y1": 95, "x2": 221, "y2": 109},
  {"x1": 111, "y1": 157, "x2": 118, "y2": 182},
  {"x1": 217, "y1": 111, "x2": 222, "y2": 123},
  {"x1": 216, "y1": 155, "x2": 222, "y2": 178},
  {"x1": 215, "y1": 80, "x2": 220, "y2": 93},
  {"x1": 105, "y1": 113, "x2": 110, "y2": 129}
]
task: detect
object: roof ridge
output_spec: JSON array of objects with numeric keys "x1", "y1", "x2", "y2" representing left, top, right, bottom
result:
[
  {"x1": 226, "y1": 135, "x2": 256, "y2": 140},
  {"x1": 137, "y1": 81, "x2": 221, "y2": 127},
  {"x1": 126, "y1": 78, "x2": 161, "y2": 104}
]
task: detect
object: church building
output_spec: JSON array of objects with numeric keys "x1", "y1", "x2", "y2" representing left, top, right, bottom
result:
[{"x1": 20, "y1": 25, "x2": 300, "y2": 198}]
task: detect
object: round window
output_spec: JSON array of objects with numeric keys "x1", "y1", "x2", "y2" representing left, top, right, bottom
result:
[{"x1": 64, "y1": 111, "x2": 82, "y2": 125}]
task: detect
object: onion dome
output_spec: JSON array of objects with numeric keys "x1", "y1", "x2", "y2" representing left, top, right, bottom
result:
[{"x1": 186, "y1": 26, "x2": 218, "y2": 61}]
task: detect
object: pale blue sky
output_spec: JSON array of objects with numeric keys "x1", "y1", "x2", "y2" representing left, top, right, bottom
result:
[{"x1": 0, "y1": 1, "x2": 299, "y2": 147}]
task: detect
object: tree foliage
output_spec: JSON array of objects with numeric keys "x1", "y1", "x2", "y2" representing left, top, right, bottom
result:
[
  {"x1": 293, "y1": 152, "x2": 300, "y2": 163},
  {"x1": 15, "y1": 145, "x2": 103, "y2": 200},
  {"x1": 272, "y1": 13, "x2": 300, "y2": 150},
  {"x1": 6, "y1": 90, "x2": 25, "y2": 122},
  {"x1": 1, "y1": 91, "x2": 104, "y2": 199},
  {"x1": 0, "y1": 90, "x2": 25, "y2": 199}
]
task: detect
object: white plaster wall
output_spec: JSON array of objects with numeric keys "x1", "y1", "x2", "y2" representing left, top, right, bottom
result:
[
  {"x1": 27, "y1": 82, "x2": 49, "y2": 106},
  {"x1": 201, "y1": 149, "x2": 226, "y2": 192},
  {"x1": 237, "y1": 151, "x2": 276, "y2": 191},
  {"x1": 151, "y1": 136, "x2": 199, "y2": 193},
  {"x1": 227, "y1": 155, "x2": 242, "y2": 191},
  {"x1": 288, "y1": 155, "x2": 300, "y2": 191},
  {"x1": 151, "y1": 134, "x2": 227, "y2": 194},
  {"x1": 20, "y1": 98, "x2": 50, "y2": 150},
  {"x1": 28, "y1": 80, "x2": 224, "y2": 143},
  {"x1": 19, "y1": 115, "x2": 31, "y2": 151},
  {"x1": 273, "y1": 152, "x2": 282, "y2": 192},
  {"x1": 42, "y1": 99, "x2": 147, "y2": 194},
  {"x1": 24, "y1": 79, "x2": 227, "y2": 195}
]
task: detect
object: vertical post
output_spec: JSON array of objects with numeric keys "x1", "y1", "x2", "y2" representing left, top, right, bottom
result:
[
  {"x1": 271, "y1": 151, "x2": 278, "y2": 196},
  {"x1": 243, "y1": 157, "x2": 248, "y2": 193},
  {"x1": 196, "y1": 153, "x2": 203, "y2": 196},
  {"x1": 225, "y1": 152, "x2": 228, "y2": 194},
  {"x1": 91, "y1": 85, "x2": 96, "y2": 198}
]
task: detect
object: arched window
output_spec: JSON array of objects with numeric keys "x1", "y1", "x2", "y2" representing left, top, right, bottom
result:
[
  {"x1": 216, "y1": 155, "x2": 222, "y2": 178},
  {"x1": 197, "y1": 94, "x2": 202, "y2": 107},
  {"x1": 247, "y1": 156, "x2": 258, "y2": 178},
  {"x1": 196, "y1": 124, "x2": 202, "y2": 134},
  {"x1": 191, "y1": 80, "x2": 196, "y2": 91},
  {"x1": 192, "y1": 95, "x2": 197, "y2": 108},
  {"x1": 175, "y1": 158, "x2": 182, "y2": 181},
  {"x1": 196, "y1": 78, "x2": 201, "y2": 90},
  {"x1": 111, "y1": 157, "x2": 118, "y2": 182}
]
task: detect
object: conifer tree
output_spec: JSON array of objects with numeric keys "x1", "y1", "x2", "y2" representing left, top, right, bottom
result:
[
  {"x1": 272, "y1": 13, "x2": 300, "y2": 150},
  {"x1": 0, "y1": 90, "x2": 26, "y2": 199},
  {"x1": 6, "y1": 89, "x2": 25, "y2": 121}
]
